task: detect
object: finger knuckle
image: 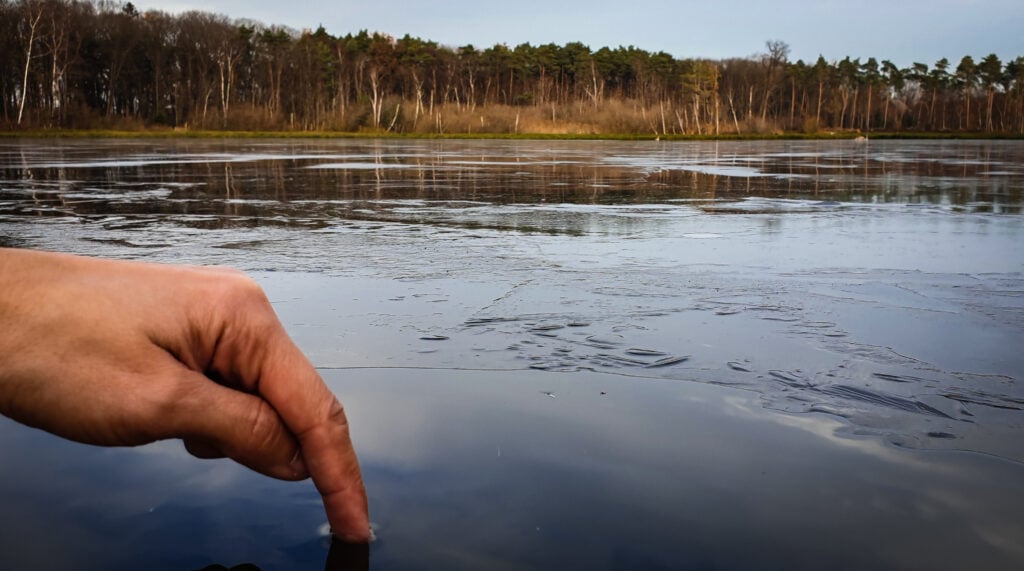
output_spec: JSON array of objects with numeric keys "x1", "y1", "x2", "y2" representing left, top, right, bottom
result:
[
  {"x1": 202, "y1": 270, "x2": 278, "y2": 330},
  {"x1": 296, "y1": 397, "x2": 349, "y2": 442},
  {"x1": 246, "y1": 400, "x2": 281, "y2": 450},
  {"x1": 326, "y1": 395, "x2": 348, "y2": 424},
  {"x1": 213, "y1": 272, "x2": 268, "y2": 307}
]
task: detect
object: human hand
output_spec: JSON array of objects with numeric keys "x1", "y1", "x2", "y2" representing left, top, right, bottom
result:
[{"x1": 0, "y1": 248, "x2": 369, "y2": 542}]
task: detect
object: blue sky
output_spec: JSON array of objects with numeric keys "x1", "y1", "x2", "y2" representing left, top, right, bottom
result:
[{"x1": 136, "y1": 0, "x2": 1022, "y2": 67}]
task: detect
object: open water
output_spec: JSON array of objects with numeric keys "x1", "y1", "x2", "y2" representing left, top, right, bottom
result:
[{"x1": 1, "y1": 138, "x2": 1023, "y2": 569}]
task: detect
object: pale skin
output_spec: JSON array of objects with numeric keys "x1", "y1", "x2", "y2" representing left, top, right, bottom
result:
[{"x1": 0, "y1": 248, "x2": 370, "y2": 542}]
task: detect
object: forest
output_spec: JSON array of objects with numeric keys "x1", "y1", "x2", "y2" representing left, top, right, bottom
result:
[{"x1": 3, "y1": 0, "x2": 1023, "y2": 136}]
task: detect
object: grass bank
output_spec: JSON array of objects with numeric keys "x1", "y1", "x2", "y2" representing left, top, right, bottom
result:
[{"x1": 1, "y1": 128, "x2": 1021, "y2": 141}]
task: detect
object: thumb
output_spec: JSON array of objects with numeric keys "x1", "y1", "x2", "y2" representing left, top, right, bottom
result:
[{"x1": 172, "y1": 370, "x2": 310, "y2": 481}]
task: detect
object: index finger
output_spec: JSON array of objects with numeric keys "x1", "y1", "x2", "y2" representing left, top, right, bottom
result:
[
  {"x1": 256, "y1": 326, "x2": 370, "y2": 542},
  {"x1": 189, "y1": 272, "x2": 371, "y2": 541}
]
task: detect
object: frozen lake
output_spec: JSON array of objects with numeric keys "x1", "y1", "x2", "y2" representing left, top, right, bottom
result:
[{"x1": 1, "y1": 138, "x2": 1023, "y2": 569}]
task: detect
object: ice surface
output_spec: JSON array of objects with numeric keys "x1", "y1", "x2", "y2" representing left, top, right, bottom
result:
[{"x1": 2, "y1": 138, "x2": 1023, "y2": 463}]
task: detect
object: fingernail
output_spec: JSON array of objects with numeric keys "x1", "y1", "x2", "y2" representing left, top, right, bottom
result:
[{"x1": 290, "y1": 450, "x2": 309, "y2": 478}]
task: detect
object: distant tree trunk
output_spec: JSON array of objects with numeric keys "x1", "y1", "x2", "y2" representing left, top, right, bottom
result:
[
  {"x1": 218, "y1": 60, "x2": 230, "y2": 123},
  {"x1": 849, "y1": 88, "x2": 859, "y2": 130},
  {"x1": 815, "y1": 80, "x2": 823, "y2": 128},
  {"x1": 727, "y1": 91, "x2": 741, "y2": 134},
  {"x1": 864, "y1": 86, "x2": 872, "y2": 131},
  {"x1": 585, "y1": 60, "x2": 602, "y2": 108},
  {"x1": 960, "y1": 92, "x2": 968, "y2": 130},
  {"x1": 43, "y1": 9, "x2": 72, "y2": 125},
  {"x1": 839, "y1": 89, "x2": 849, "y2": 130},
  {"x1": 747, "y1": 86, "x2": 755, "y2": 123},
  {"x1": 333, "y1": 46, "x2": 347, "y2": 123},
  {"x1": 986, "y1": 87, "x2": 995, "y2": 131},
  {"x1": 201, "y1": 86, "x2": 213, "y2": 126},
  {"x1": 692, "y1": 95, "x2": 702, "y2": 135},
  {"x1": 789, "y1": 77, "x2": 796, "y2": 128},
  {"x1": 369, "y1": 68, "x2": 383, "y2": 127},
  {"x1": 17, "y1": 5, "x2": 43, "y2": 126},
  {"x1": 412, "y1": 70, "x2": 424, "y2": 127},
  {"x1": 217, "y1": 43, "x2": 242, "y2": 126},
  {"x1": 268, "y1": 57, "x2": 282, "y2": 119},
  {"x1": 760, "y1": 88, "x2": 769, "y2": 123},
  {"x1": 882, "y1": 95, "x2": 890, "y2": 130},
  {"x1": 465, "y1": 67, "x2": 476, "y2": 112},
  {"x1": 715, "y1": 94, "x2": 720, "y2": 135},
  {"x1": 1019, "y1": 97, "x2": 1024, "y2": 134},
  {"x1": 659, "y1": 100, "x2": 667, "y2": 135}
]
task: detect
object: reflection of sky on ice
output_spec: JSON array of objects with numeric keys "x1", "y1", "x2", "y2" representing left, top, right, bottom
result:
[
  {"x1": 0, "y1": 417, "x2": 326, "y2": 570},
  {"x1": 333, "y1": 369, "x2": 1024, "y2": 569},
  {"x1": 6, "y1": 367, "x2": 1010, "y2": 569}
]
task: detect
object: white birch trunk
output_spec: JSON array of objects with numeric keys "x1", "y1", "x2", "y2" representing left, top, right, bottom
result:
[{"x1": 17, "y1": 7, "x2": 43, "y2": 126}]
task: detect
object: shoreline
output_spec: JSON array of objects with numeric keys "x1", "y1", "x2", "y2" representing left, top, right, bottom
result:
[{"x1": 1, "y1": 129, "x2": 1022, "y2": 141}]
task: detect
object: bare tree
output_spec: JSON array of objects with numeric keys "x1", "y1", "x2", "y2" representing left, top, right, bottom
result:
[
  {"x1": 215, "y1": 23, "x2": 248, "y2": 125},
  {"x1": 16, "y1": 0, "x2": 44, "y2": 125},
  {"x1": 977, "y1": 54, "x2": 1002, "y2": 131},
  {"x1": 760, "y1": 40, "x2": 789, "y2": 122}
]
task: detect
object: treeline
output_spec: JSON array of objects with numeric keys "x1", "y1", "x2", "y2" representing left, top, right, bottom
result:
[{"x1": 3, "y1": 0, "x2": 1024, "y2": 135}]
